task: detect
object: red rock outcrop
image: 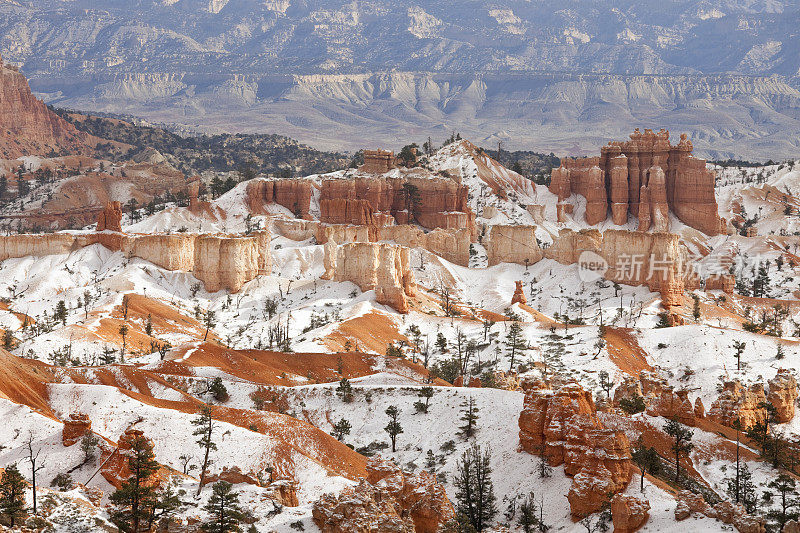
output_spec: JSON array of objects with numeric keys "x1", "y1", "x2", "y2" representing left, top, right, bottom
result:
[
  {"x1": 204, "y1": 466, "x2": 261, "y2": 487},
  {"x1": 96, "y1": 201, "x2": 123, "y2": 232},
  {"x1": 360, "y1": 149, "x2": 396, "y2": 174},
  {"x1": 511, "y1": 281, "x2": 527, "y2": 305},
  {"x1": 0, "y1": 55, "x2": 92, "y2": 158},
  {"x1": 312, "y1": 479, "x2": 414, "y2": 533},
  {"x1": 62, "y1": 413, "x2": 92, "y2": 447},
  {"x1": 101, "y1": 428, "x2": 160, "y2": 489},
  {"x1": 550, "y1": 129, "x2": 724, "y2": 235},
  {"x1": 615, "y1": 372, "x2": 696, "y2": 425},
  {"x1": 320, "y1": 198, "x2": 377, "y2": 226},
  {"x1": 268, "y1": 480, "x2": 300, "y2": 507},
  {"x1": 246, "y1": 179, "x2": 312, "y2": 218},
  {"x1": 706, "y1": 274, "x2": 735, "y2": 293},
  {"x1": 768, "y1": 369, "x2": 798, "y2": 423},
  {"x1": 611, "y1": 494, "x2": 650, "y2": 533},
  {"x1": 365, "y1": 458, "x2": 455, "y2": 533},
  {"x1": 707, "y1": 381, "x2": 767, "y2": 429},
  {"x1": 486, "y1": 225, "x2": 544, "y2": 266},
  {"x1": 322, "y1": 242, "x2": 416, "y2": 313},
  {"x1": 518, "y1": 383, "x2": 632, "y2": 517},
  {"x1": 675, "y1": 491, "x2": 765, "y2": 533}
]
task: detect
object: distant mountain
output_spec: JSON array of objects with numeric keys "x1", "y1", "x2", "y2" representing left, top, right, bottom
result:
[{"x1": 3, "y1": 0, "x2": 800, "y2": 159}]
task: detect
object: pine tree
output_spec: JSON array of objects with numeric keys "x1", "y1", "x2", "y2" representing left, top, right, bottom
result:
[
  {"x1": 192, "y1": 404, "x2": 217, "y2": 496},
  {"x1": 765, "y1": 474, "x2": 799, "y2": 531},
  {"x1": 414, "y1": 386, "x2": 435, "y2": 413},
  {"x1": 425, "y1": 450, "x2": 437, "y2": 473},
  {"x1": 0, "y1": 463, "x2": 27, "y2": 527},
  {"x1": 692, "y1": 295, "x2": 701, "y2": 322},
  {"x1": 54, "y1": 300, "x2": 68, "y2": 325},
  {"x1": 752, "y1": 265, "x2": 770, "y2": 298},
  {"x1": 336, "y1": 378, "x2": 353, "y2": 403},
  {"x1": 436, "y1": 332, "x2": 448, "y2": 354},
  {"x1": 598, "y1": 370, "x2": 613, "y2": 399},
  {"x1": 732, "y1": 340, "x2": 746, "y2": 371},
  {"x1": 332, "y1": 418, "x2": 351, "y2": 441},
  {"x1": 109, "y1": 434, "x2": 160, "y2": 533},
  {"x1": 726, "y1": 463, "x2": 757, "y2": 514},
  {"x1": 119, "y1": 323, "x2": 129, "y2": 361},
  {"x1": 537, "y1": 456, "x2": 552, "y2": 479},
  {"x1": 517, "y1": 492, "x2": 538, "y2": 533},
  {"x1": 384, "y1": 405, "x2": 403, "y2": 452},
  {"x1": 453, "y1": 444, "x2": 497, "y2": 532},
  {"x1": 208, "y1": 378, "x2": 229, "y2": 403},
  {"x1": 458, "y1": 397, "x2": 479, "y2": 439},
  {"x1": 145, "y1": 484, "x2": 181, "y2": 531},
  {"x1": 505, "y1": 321, "x2": 527, "y2": 371},
  {"x1": 203, "y1": 310, "x2": 216, "y2": 341},
  {"x1": 663, "y1": 418, "x2": 694, "y2": 482},
  {"x1": 631, "y1": 441, "x2": 660, "y2": 491},
  {"x1": 201, "y1": 481, "x2": 246, "y2": 533}
]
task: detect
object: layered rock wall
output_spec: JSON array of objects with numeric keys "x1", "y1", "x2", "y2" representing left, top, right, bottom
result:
[
  {"x1": 0, "y1": 229, "x2": 272, "y2": 293},
  {"x1": 0, "y1": 55, "x2": 91, "y2": 158},
  {"x1": 253, "y1": 174, "x2": 476, "y2": 238},
  {"x1": 518, "y1": 383, "x2": 632, "y2": 517},
  {"x1": 486, "y1": 225, "x2": 544, "y2": 266},
  {"x1": 550, "y1": 129, "x2": 724, "y2": 235},
  {"x1": 544, "y1": 229, "x2": 687, "y2": 290},
  {"x1": 322, "y1": 241, "x2": 416, "y2": 313}
]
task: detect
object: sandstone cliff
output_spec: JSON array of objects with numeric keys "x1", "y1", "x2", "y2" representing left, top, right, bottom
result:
[
  {"x1": 518, "y1": 383, "x2": 632, "y2": 517},
  {"x1": 550, "y1": 129, "x2": 725, "y2": 235},
  {"x1": 322, "y1": 241, "x2": 416, "y2": 313},
  {"x1": 0, "y1": 229, "x2": 272, "y2": 293},
  {"x1": 0, "y1": 55, "x2": 93, "y2": 158},
  {"x1": 486, "y1": 225, "x2": 543, "y2": 267},
  {"x1": 544, "y1": 228, "x2": 687, "y2": 291}
]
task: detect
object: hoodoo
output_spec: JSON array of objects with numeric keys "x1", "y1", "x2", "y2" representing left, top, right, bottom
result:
[{"x1": 550, "y1": 129, "x2": 726, "y2": 235}]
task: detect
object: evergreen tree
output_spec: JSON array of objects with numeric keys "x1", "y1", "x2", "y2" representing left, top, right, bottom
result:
[
  {"x1": 384, "y1": 405, "x2": 403, "y2": 452},
  {"x1": 54, "y1": 300, "x2": 68, "y2": 325},
  {"x1": 414, "y1": 386, "x2": 435, "y2": 413},
  {"x1": 109, "y1": 434, "x2": 160, "y2": 533},
  {"x1": 458, "y1": 397, "x2": 479, "y2": 439},
  {"x1": 598, "y1": 371, "x2": 613, "y2": 399},
  {"x1": 517, "y1": 492, "x2": 539, "y2": 533},
  {"x1": 119, "y1": 323, "x2": 129, "y2": 361},
  {"x1": 436, "y1": 332, "x2": 448, "y2": 354},
  {"x1": 0, "y1": 463, "x2": 27, "y2": 527},
  {"x1": 208, "y1": 378, "x2": 229, "y2": 403},
  {"x1": 453, "y1": 444, "x2": 497, "y2": 532},
  {"x1": 732, "y1": 340, "x2": 746, "y2": 371},
  {"x1": 537, "y1": 456, "x2": 552, "y2": 479},
  {"x1": 505, "y1": 321, "x2": 527, "y2": 371},
  {"x1": 425, "y1": 450, "x2": 437, "y2": 473},
  {"x1": 332, "y1": 418, "x2": 351, "y2": 441},
  {"x1": 764, "y1": 474, "x2": 799, "y2": 531},
  {"x1": 145, "y1": 484, "x2": 181, "y2": 531},
  {"x1": 692, "y1": 295, "x2": 701, "y2": 322},
  {"x1": 203, "y1": 310, "x2": 216, "y2": 341},
  {"x1": 192, "y1": 404, "x2": 218, "y2": 496},
  {"x1": 336, "y1": 378, "x2": 353, "y2": 403},
  {"x1": 752, "y1": 265, "x2": 770, "y2": 298},
  {"x1": 201, "y1": 481, "x2": 246, "y2": 533},
  {"x1": 726, "y1": 463, "x2": 757, "y2": 514},
  {"x1": 631, "y1": 442, "x2": 660, "y2": 491},
  {"x1": 663, "y1": 418, "x2": 694, "y2": 482}
]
